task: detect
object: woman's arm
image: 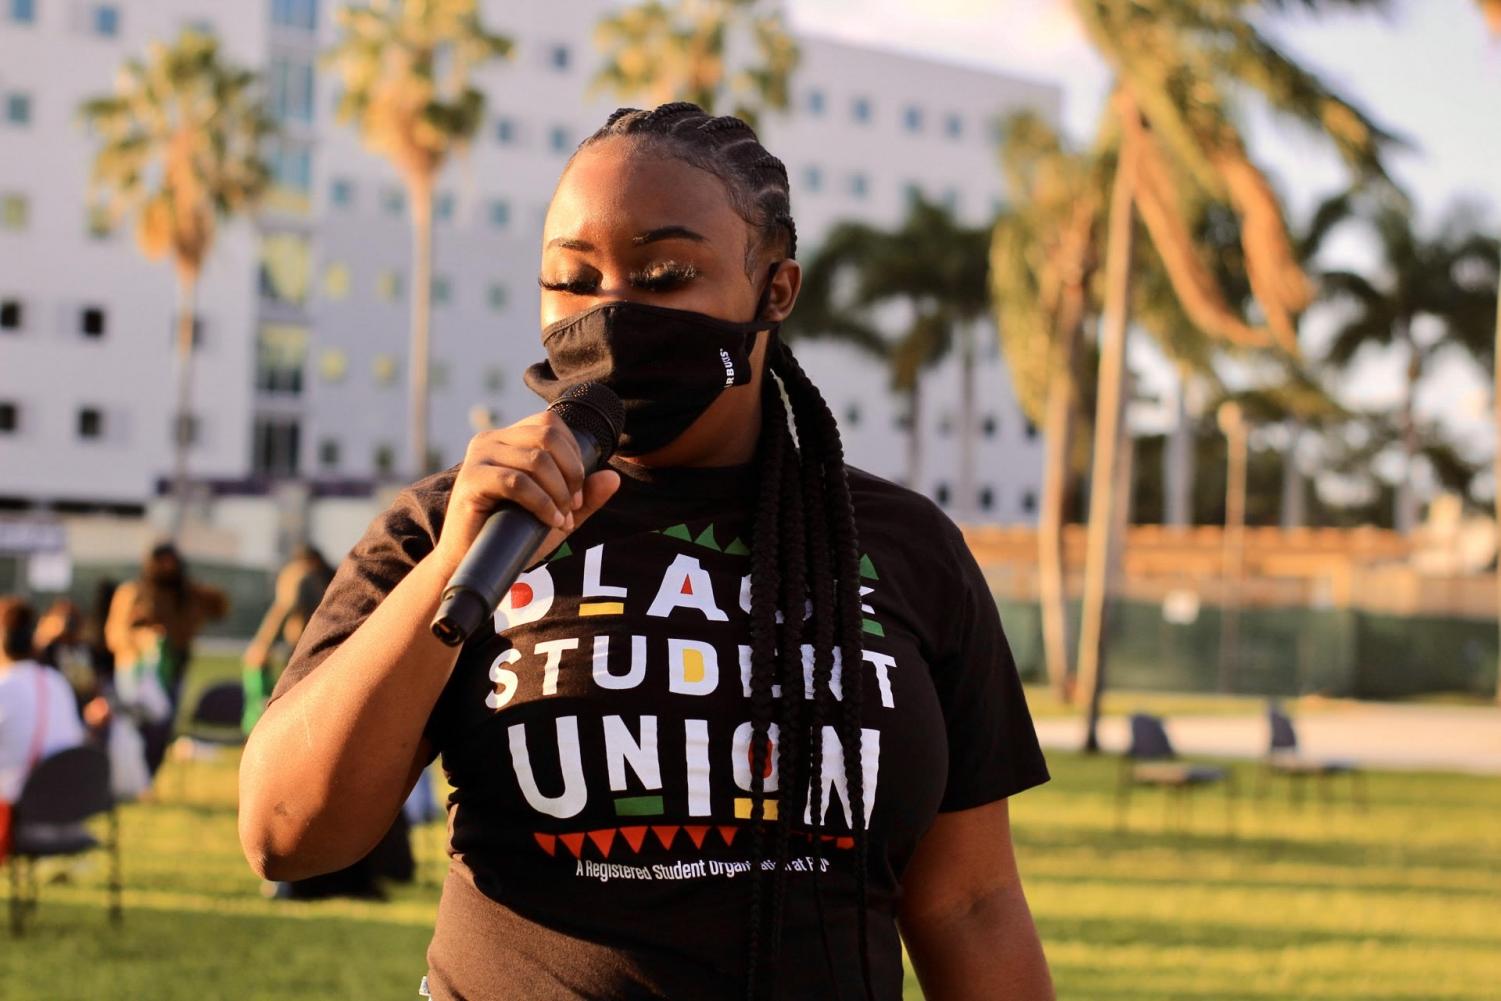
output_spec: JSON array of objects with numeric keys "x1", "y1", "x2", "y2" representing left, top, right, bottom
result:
[
  {"x1": 237, "y1": 410, "x2": 619, "y2": 882},
  {"x1": 102, "y1": 582, "x2": 139, "y2": 668},
  {"x1": 897, "y1": 800, "x2": 1055, "y2": 1001}
]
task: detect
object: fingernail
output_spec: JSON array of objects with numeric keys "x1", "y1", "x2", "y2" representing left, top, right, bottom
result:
[
  {"x1": 552, "y1": 510, "x2": 565, "y2": 528},
  {"x1": 572, "y1": 490, "x2": 583, "y2": 510}
]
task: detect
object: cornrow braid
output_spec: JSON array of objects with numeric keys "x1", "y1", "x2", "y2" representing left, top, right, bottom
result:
[{"x1": 575, "y1": 103, "x2": 868, "y2": 1001}]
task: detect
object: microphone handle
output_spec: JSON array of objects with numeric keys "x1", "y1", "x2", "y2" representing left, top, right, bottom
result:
[{"x1": 430, "y1": 430, "x2": 605, "y2": 646}]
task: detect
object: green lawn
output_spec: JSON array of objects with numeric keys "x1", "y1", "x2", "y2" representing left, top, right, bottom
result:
[{"x1": 3, "y1": 657, "x2": 1498, "y2": 1000}]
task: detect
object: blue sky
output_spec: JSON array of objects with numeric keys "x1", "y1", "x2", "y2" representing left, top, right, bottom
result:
[{"x1": 790, "y1": 0, "x2": 1501, "y2": 472}]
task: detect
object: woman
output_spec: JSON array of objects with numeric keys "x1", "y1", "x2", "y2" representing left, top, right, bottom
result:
[
  {"x1": 239, "y1": 103, "x2": 1053, "y2": 1001},
  {"x1": 0, "y1": 598, "x2": 87, "y2": 807}
]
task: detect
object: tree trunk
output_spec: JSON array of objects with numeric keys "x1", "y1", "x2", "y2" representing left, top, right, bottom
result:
[
  {"x1": 1039, "y1": 281, "x2": 1084, "y2": 703},
  {"x1": 906, "y1": 380, "x2": 923, "y2": 490},
  {"x1": 1281, "y1": 421, "x2": 1306, "y2": 529},
  {"x1": 1493, "y1": 289, "x2": 1501, "y2": 706},
  {"x1": 958, "y1": 323, "x2": 977, "y2": 520},
  {"x1": 1217, "y1": 403, "x2": 1248, "y2": 693},
  {"x1": 1165, "y1": 367, "x2": 1194, "y2": 527},
  {"x1": 1396, "y1": 322, "x2": 1421, "y2": 534},
  {"x1": 1076, "y1": 115, "x2": 1139, "y2": 754},
  {"x1": 168, "y1": 275, "x2": 199, "y2": 541},
  {"x1": 408, "y1": 177, "x2": 435, "y2": 480}
]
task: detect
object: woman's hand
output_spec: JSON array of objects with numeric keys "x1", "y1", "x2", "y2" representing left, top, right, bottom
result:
[{"x1": 432, "y1": 410, "x2": 622, "y2": 577}]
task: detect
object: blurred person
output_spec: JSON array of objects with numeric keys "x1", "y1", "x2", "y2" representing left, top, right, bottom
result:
[
  {"x1": 240, "y1": 103, "x2": 1052, "y2": 1001},
  {"x1": 105, "y1": 542, "x2": 228, "y2": 775},
  {"x1": 85, "y1": 578, "x2": 119, "y2": 686},
  {"x1": 0, "y1": 598, "x2": 87, "y2": 812},
  {"x1": 241, "y1": 544, "x2": 336, "y2": 732},
  {"x1": 34, "y1": 599, "x2": 112, "y2": 737}
]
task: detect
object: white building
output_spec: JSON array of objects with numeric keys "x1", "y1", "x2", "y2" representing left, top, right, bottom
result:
[{"x1": 0, "y1": 0, "x2": 1053, "y2": 551}]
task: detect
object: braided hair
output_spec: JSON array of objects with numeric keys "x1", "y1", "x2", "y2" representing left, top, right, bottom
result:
[{"x1": 572, "y1": 103, "x2": 875, "y2": 1001}]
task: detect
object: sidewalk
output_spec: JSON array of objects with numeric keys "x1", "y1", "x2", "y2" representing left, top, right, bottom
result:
[{"x1": 1032, "y1": 702, "x2": 1501, "y2": 775}]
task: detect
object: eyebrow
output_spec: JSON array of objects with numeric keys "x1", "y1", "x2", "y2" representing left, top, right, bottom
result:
[{"x1": 544, "y1": 226, "x2": 709, "y2": 251}]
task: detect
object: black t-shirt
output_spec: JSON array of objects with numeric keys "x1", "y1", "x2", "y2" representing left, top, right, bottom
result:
[{"x1": 274, "y1": 455, "x2": 1048, "y2": 1000}]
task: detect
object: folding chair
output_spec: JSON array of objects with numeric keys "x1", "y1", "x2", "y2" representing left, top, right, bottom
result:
[
  {"x1": 1261, "y1": 702, "x2": 1366, "y2": 809},
  {"x1": 6, "y1": 746, "x2": 121, "y2": 936},
  {"x1": 1117, "y1": 713, "x2": 1235, "y2": 832},
  {"x1": 176, "y1": 681, "x2": 247, "y2": 801}
]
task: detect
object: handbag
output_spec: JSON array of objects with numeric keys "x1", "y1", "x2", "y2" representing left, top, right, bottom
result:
[{"x1": 1, "y1": 668, "x2": 50, "y2": 865}]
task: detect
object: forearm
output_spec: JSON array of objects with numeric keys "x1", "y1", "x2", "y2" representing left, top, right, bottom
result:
[
  {"x1": 901, "y1": 881, "x2": 1054, "y2": 1001},
  {"x1": 237, "y1": 552, "x2": 461, "y2": 880}
]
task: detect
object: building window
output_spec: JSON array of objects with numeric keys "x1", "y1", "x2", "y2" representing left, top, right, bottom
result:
[
  {"x1": 165, "y1": 314, "x2": 205, "y2": 350},
  {"x1": 93, "y1": 5, "x2": 120, "y2": 37},
  {"x1": 484, "y1": 366, "x2": 504, "y2": 393},
  {"x1": 268, "y1": 142, "x2": 313, "y2": 211},
  {"x1": 978, "y1": 486, "x2": 995, "y2": 512},
  {"x1": 944, "y1": 112, "x2": 963, "y2": 139},
  {"x1": 77, "y1": 407, "x2": 105, "y2": 440},
  {"x1": 4, "y1": 93, "x2": 30, "y2": 125},
  {"x1": 848, "y1": 173, "x2": 868, "y2": 199},
  {"x1": 981, "y1": 414, "x2": 997, "y2": 438},
  {"x1": 372, "y1": 353, "x2": 399, "y2": 386},
  {"x1": 255, "y1": 324, "x2": 308, "y2": 395},
  {"x1": 851, "y1": 96, "x2": 872, "y2": 124},
  {"x1": 487, "y1": 283, "x2": 508, "y2": 311},
  {"x1": 9, "y1": 0, "x2": 36, "y2": 25},
  {"x1": 268, "y1": 56, "x2": 314, "y2": 123},
  {"x1": 431, "y1": 276, "x2": 451, "y2": 305},
  {"x1": 0, "y1": 299, "x2": 22, "y2": 331},
  {"x1": 252, "y1": 417, "x2": 301, "y2": 478},
  {"x1": 271, "y1": 0, "x2": 317, "y2": 31},
  {"x1": 549, "y1": 44, "x2": 570, "y2": 71},
  {"x1": 488, "y1": 199, "x2": 510, "y2": 228},
  {"x1": 1024, "y1": 418, "x2": 1039, "y2": 440},
  {"x1": 80, "y1": 306, "x2": 106, "y2": 338},
  {"x1": 935, "y1": 483, "x2": 950, "y2": 507},
  {"x1": 435, "y1": 192, "x2": 455, "y2": 222},
  {"x1": 329, "y1": 177, "x2": 354, "y2": 208},
  {"x1": 322, "y1": 262, "x2": 350, "y2": 300},
  {"x1": 844, "y1": 402, "x2": 860, "y2": 427},
  {"x1": 549, "y1": 125, "x2": 571, "y2": 154},
  {"x1": 373, "y1": 442, "x2": 396, "y2": 475},
  {"x1": 318, "y1": 348, "x2": 348, "y2": 383},
  {"x1": 1022, "y1": 489, "x2": 1037, "y2": 514},
  {"x1": 430, "y1": 360, "x2": 449, "y2": 389},
  {"x1": 258, "y1": 232, "x2": 311, "y2": 306},
  {"x1": 86, "y1": 204, "x2": 113, "y2": 239},
  {"x1": 1, "y1": 194, "x2": 29, "y2": 230},
  {"x1": 381, "y1": 187, "x2": 404, "y2": 216},
  {"x1": 376, "y1": 270, "x2": 403, "y2": 302},
  {"x1": 0, "y1": 401, "x2": 18, "y2": 433},
  {"x1": 495, "y1": 117, "x2": 517, "y2": 145},
  {"x1": 802, "y1": 165, "x2": 822, "y2": 193},
  {"x1": 903, "y1": 105, "x2": 923, "y2": 133},
  {"x1": 807, "y1": 89, "x2": 825, "y2": 115},
  {"x1": 318, "y1": 438, "x2": 340, "y2": 470}
]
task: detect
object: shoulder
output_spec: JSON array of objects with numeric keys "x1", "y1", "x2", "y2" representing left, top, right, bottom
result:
[
  {"x1": 357, "y1": 466, "x2": 460, "y2": 560},
  {"x1": 844, "y1": 464, "x2": 967, "y2": 553}
]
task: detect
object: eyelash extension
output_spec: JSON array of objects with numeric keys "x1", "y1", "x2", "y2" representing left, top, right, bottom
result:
[{"x1": 536, "y1": 262, "x2": 701, "y2": 294}]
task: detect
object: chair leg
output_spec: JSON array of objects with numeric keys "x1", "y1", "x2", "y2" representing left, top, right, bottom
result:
[{"x1": 108, "y1": 809, "x2": 123, "y2": 928}]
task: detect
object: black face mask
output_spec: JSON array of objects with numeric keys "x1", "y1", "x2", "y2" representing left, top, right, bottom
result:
[{"x1": 524, "y1": 263, "x2": 782, "y2": 455}]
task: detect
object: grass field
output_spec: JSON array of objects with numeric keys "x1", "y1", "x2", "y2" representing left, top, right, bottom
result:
[{"x1": 3, "y1": 657, "x2": 1498, "y2": 1000}]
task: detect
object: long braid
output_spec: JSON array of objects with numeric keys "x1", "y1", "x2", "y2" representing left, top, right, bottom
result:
[
  {"x1": 574, "y1": 103, "x2": 870, "y2": 1001},
  {"x1": 744, "y1": 381, "x2": 787, "y2": 1001},
  {"x1": 773, "y1": 342, "x2": 876, "y2": 1001}
]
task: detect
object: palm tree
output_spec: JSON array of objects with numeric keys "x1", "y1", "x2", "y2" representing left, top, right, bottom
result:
[
  {"x1": 325, "y1": 0, "x2": 512, "y2": 478},
  {"x1": 798, "y1": 197, "x2": 990, "y2": 493},
  {"x1": 1067, "y1": 0, "x2": 1395, "y2": 750},
  {"x1": 1316, "y1": 196, "x2": 1499, "y2": 533},
  {"x1": 80, "y1": 29, "x2": 275, "y2": 537},
  {"x1": 592, "y1": 0, "x2": 798, "y2": 126},
  {"x1": 990, "y1": 112, "x2": 1108, "y2": 701}
]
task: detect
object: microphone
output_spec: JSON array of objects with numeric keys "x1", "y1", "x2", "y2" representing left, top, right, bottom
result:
[{"x1": 430, "y1": 383, "x2": 625, "y2": 647}]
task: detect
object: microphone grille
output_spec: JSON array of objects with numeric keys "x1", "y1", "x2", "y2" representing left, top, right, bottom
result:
[{"x1": 548, "y1": 382, "x2": 626, "y2": 461}]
